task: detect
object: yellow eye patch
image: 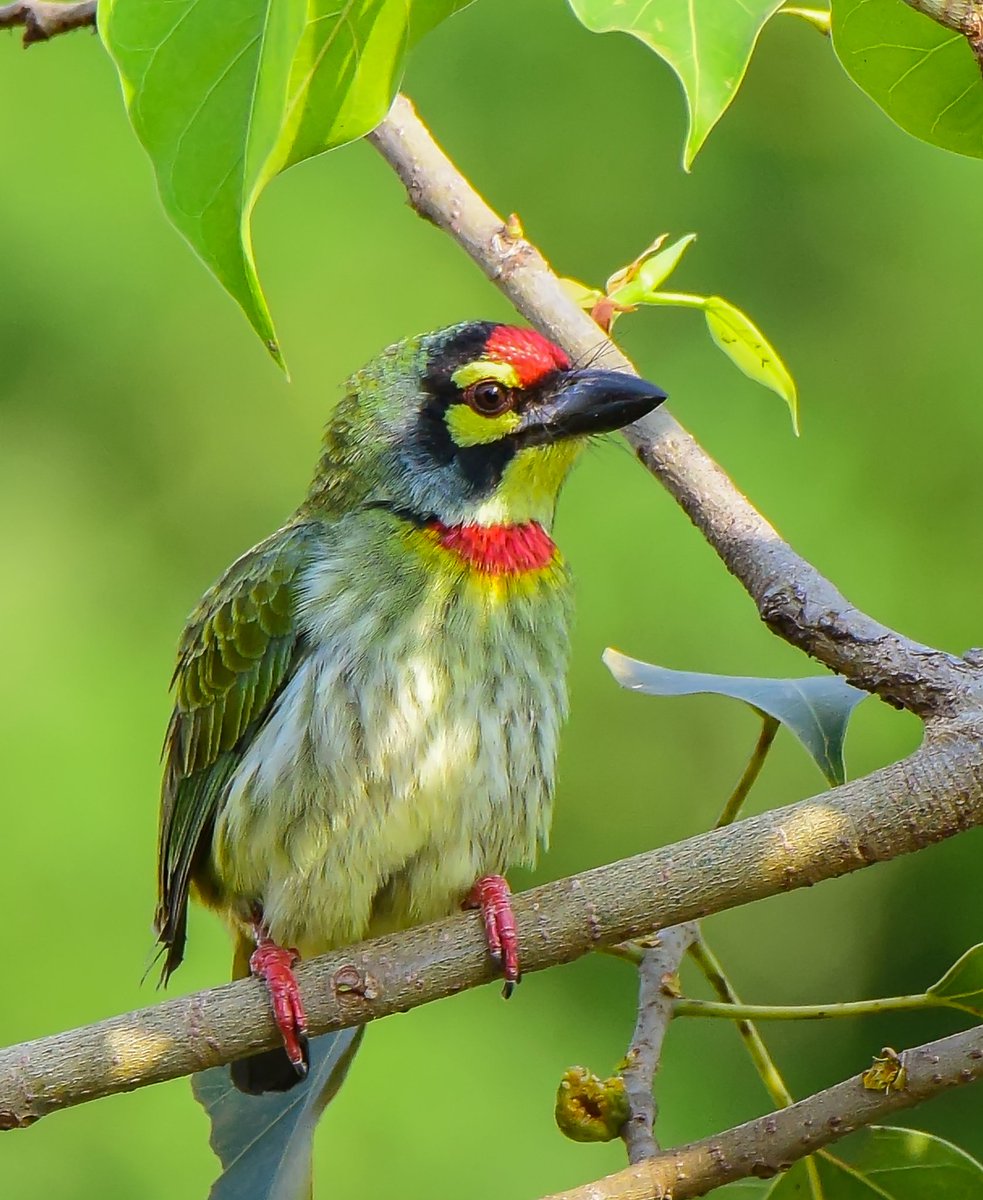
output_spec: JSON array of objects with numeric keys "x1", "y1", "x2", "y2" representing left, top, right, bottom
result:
[
  {"x1": 445, "y1": 404, "x2": 522, "y2": 447},
  {"x1": 451, "y1": 360, "x2": 522, "y2": 390}
]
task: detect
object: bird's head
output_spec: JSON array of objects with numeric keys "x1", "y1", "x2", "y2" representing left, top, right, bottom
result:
[{"x1": 306, "y1": 321, "x2": 666, "y2": 528}]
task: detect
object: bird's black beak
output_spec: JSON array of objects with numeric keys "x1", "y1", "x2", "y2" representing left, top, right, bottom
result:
[{"x1": 517, "y1": 369, "x2": 667, "y2": 446}]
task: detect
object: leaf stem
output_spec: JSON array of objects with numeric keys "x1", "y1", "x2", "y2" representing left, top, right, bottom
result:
[
  {"x1": 779, "y1": 6, "x2": 832, "y2": 35},
  {"x1": 675, "y1": 993, "x2": 932, "y2": 1020},
  {"x1": 716, "y1": 715, "x2": 780, "y2": 828},
  {"x1": 635, "y1": 290, "x2": 708, "y2": 310},
  {"x1": 688, "y1": 935, "x2": 794, "y2": 1107}
]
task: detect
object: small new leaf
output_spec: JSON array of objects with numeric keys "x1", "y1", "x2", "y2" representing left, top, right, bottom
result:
[
  {"x1": 607, "y1": 233, "x2": 698, "y2": 305},
  {"x1": 928, "y1": 943, "x2": 983, "y2": 1019},
  {"x1": 566, "y1": 0, "x2": 786, "y2": 168},
  {"x1": 831, "y1": 0, "x2": 983, "y2": 161},
  {"x1": 603, "y1": 650, "x2": 867, "y2": 786},
  {"x1": 703, "y1": 295, "x2": 799, "y2": 433}
]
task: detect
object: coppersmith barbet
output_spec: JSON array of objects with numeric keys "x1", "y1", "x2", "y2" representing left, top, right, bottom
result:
[{"x1": 155, "y1": 322, "x2": 666, "y2": 1094}]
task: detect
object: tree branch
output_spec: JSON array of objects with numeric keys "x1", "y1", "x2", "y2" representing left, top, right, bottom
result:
[
  {"x1": 900, "y1": 1, "x2": 983, "y2": 69},
  {"x1": 620, "y1": 925, "x2": 699, "y2": 1162},
  {"x1": 2, "y1": 738, "x2": 981, "y2": 1131},
  {"x1": 367, "y1": 96, "x2": 980, "y2": 718},
  {"x1": 0, "y1": 0, "x2": 95, "y2": 45},
  {"x1": 541, "y1": 1024, "x2": 983, "y2": 1200}
]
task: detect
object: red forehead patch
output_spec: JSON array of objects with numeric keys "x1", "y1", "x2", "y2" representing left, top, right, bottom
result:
[{"x1": 484, "y1": 325, "x2": 571, "y2": 388}]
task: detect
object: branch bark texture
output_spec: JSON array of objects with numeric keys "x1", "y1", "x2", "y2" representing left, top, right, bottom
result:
[
  {"x1": 0, "y1": 0, "x2": 95, "y2": 44},
  {"x1": 901, "y1": 0, "x2": 983, "y2": 64},
  {"x1": 620, "y1": 925, "x2": 699, "y2": 1162}
]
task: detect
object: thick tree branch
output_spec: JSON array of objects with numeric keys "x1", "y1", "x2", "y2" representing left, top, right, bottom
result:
[
  {"x1": 0, "y1": 0, "x2": 95, "y2": 44},
  {"x1": 620, "y1": 925, "x2": 699, "y2": 1162},
  {"x1": 2, "y1": 737, "x2": 981, "y2": 1130},
  {"x1": 541, "y1": 1024, "x2": 983, "y2": 1200},
  {"x1": 367, "y1": 96, "x2": 981, "y2": 718}
]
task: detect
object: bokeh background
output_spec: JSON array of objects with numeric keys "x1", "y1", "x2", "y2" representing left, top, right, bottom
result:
[{"x1": 2, "y1": 3, "x2": 982, "y2": 1196}]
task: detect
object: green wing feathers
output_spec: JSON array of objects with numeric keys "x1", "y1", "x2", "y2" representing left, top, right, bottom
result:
[{"x1": 156, "y1": 525, "x2": 314, "y2": 981}]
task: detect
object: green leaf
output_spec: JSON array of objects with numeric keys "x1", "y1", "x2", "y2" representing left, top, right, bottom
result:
[
  {"x1": 275, "y1": 1, "x2": 471, "y2": 174},
  {"x1": 831, "y1": 0, "x2": 983, "y2": 160},
  {"x1": 100, "y1": 1, "x2": 470, "y2": 366},
  {"x1": 192, "y1": 1029, "x2": 363, "y2": 1200},
  {"x1": 704, "y1": 295, "x2": 799, "y2": 433},
  {"x1": 603, "y1": 650, "x2": 867, "y2": 785},
  {"x1": 566, "y1": 0, "x2": 786, "y2": 168},
  {"x1": 765, "y1": 1128, "x2": 983, "y2": 1196},
  {"x1": 928, "y1": 943, "x2": 983, "y2": 1018},
  {"x1": 99, "y1": 0, "x2": 307, "y2": 366},
  {"x1": 608, "y1": 233, "x2": 698, "y2": 304}
]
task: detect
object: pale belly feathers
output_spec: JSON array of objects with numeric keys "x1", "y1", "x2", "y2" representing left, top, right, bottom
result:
[{"x1": 211, "y1": 524, "x2": 572, "y2": 957}]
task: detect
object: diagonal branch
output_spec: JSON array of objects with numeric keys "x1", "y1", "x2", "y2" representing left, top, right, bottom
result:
[
  {"x1": 541, "y1": 1023, "x2": 983, "y2": 1200},
  {"x1": 367, "y1": 96, "x2": 980, "y2": 718},
  {"x1": 2, "y1": 737, "x2": 981, "y2": 1131},
  {"x1": 0, "y1": 0, "x2": 95, "y2": 45}
]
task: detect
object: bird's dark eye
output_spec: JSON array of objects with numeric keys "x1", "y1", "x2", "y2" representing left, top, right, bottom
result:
[{"x1": 464, "y1": 379, "x2": 513, "y2": 417}]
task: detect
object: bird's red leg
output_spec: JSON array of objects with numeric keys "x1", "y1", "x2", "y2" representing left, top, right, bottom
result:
[
  {"x1": 249, "y1": 923, "x2": 309, "y2": 1078},
  {"x1": 466, "y1": 875, "x2": 520, "y2": 998}
]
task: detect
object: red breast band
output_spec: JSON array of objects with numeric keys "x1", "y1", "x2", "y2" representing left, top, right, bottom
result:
[{"x1": 429, "y1": 521, "x2": 557, "y2": 575}]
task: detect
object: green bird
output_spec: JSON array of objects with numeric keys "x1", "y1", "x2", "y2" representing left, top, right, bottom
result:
[{"x1": 156, "y1": 322, "x2": 665, "y2": 1095}]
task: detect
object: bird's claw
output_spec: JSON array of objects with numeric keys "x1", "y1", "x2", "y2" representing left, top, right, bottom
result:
[
  {"x1": 249, "y1": 939, "x2": 309, "y2": 1077},
  {"x1": 466, "y1": 875, "x2": 520, "y2": 998}
]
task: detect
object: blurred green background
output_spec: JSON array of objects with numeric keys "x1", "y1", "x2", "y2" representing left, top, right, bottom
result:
[{"x1": 2, "y1": 3, "x2": 982, "y2": 1197}]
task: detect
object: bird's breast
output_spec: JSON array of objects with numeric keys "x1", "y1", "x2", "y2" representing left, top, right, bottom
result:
[{"x1": 212, "y1": 520, "x2": 574, "y2": 954}]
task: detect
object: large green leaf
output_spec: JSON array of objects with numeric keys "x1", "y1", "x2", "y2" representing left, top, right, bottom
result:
[
  {"x1": 99, "y1": 0, "x2": 306, "y2": 365},
  {"x1": 566, "y1": 0, "x2": 786, "y2": 168},
  {"x1": 193, "y1": 1029, "x2": 363, "y2": 1200},
  {"x1": 765, "y1": 1127, "x2": 983, "y2": 1196},
  {"x1": 603, "y1": 650, "x2": 867, "y2": 785},
  {"x1": 100, "y1": 1, "x2": 470, "y2": 366},
  {"x1": 831, "y1": 0, "x2": 983, "y2": 160},
  {"x1": 928, "y1": 943, "x2": 983, "y2": 1019}
]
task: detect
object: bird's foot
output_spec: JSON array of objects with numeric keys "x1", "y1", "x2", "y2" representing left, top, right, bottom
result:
[
  {"x1": 249, "y1": 938, "x2": 309, "y2": 1079},
  {"x1": 466, "y1": 874, "x2": 520, "y2": 998}
]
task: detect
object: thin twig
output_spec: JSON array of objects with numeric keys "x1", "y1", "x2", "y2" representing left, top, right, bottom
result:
[
  {"x1": 620, "y1": 925, "x2": 698, "y2": 1162},
  {"x1": 539, "y1": 1023, "x2": 983, "y2": 1200},
  {"x1": 674, "y1": 993, "x2": 933, "y2": 1020},
  {"x1": 0, "y1": 0, "x2": 95, "y2": 45}
]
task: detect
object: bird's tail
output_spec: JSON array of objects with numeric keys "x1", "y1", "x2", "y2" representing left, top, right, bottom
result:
[{"x1": 194, "y1": 1028, "x2": 365, "y2": 1200}]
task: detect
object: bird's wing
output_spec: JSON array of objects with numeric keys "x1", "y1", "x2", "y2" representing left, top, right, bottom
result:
[{"x1": 156, "y1": 523, "x2": 316, "y2": 980}]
